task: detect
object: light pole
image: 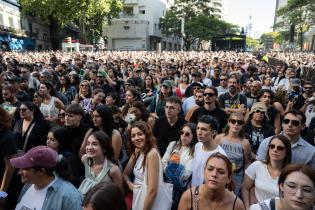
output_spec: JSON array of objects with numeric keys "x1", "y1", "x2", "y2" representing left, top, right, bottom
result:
[{"x1": 180, "y1": 17, "x2": 185, "y2": 51}]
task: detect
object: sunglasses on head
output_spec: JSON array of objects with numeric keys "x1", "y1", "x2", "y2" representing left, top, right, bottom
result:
[
  {"x1": 229, "y1": 119, "x2": 244, "y2": 125},
  {"x1": 283, "y1": 118, "x2": 300, "y2": 126},
  {"x1": 180, "y1": 130, "x2": 191, "y2": 137},
  {"x1": 268, "y1": 144, "x2": 285, "y2": 151}
]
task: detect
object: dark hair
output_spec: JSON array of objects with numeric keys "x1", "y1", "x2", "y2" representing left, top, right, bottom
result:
[
  {"x1": 129, "y1": 101, "x2": 149, "y2": 122},
  {"x1": 181, "y1": 73, "x2": 190, "y2": 84},
  {"x1": 93, "y1": 105, "x2": 114, "y2": 137},
  {"x1": 59, "y1": 73, "x2": 71, "y2": 89},
  {"x1": 257, "y1": 89, "x2": 275, "y2": 102},
  {"x1": 92, "y1": 88, "x2": 104, "y2": 96},
  {"x1": 284, "y1": 109, "x2": 306, "y2": 125},
  {"x1": 265, "y1": 135, "x2": 291, "y2": 168},
  {"x1": 205, "y1": 86, "x2": 218, "y2": 97},
  {"x1": 165, "y1": 96, "x2": 182, "y2": 106},
  {"x1": 224, "y1": 113, "x2": 245, "y2": 138},
  {"x1": 106, "y1": 92, "x2": 121, "y2": 107},
  {"x1": 0, "y1": 107, "x2": 11, "y2": 130},
  {"x1": 2, "y1": 84, "x2": 17, "y2": 94},
  {"x1": 65, "y1": 103, "x2": 85, "y2": 117},
  {"x1": 20, "y1": 101, "x2": 44, "y2": 120},
  {"x1": 198, "y1": 115, "x2": 219, "y2": 133},
  {"x1": 83, "y1": 183, "x2": 127, "y2": 210},
  {"x1": 177, "y1": 123, "x2": 198, "y2": 156},
  {"x1": 90, "y1": 131, "x2": 116, "y2": 164},
  {"x1": 278, "y1": 164, "x2": 315, "y2": 189},
  {"x1": 49, "y1": 126, "x2": 69, "y2": 152},
  {"x1": 128, "y1": 121, "x2": 156, "y2": 168},
  {"x1": 41, "y1": 81, "x2": 56, "y2": 96},
  {"x1": 205, "y1": 152, "x2": 235, "y2": 191},
  {"x1": 126, "y1": 87, "x2": 142, "y2": 102}
]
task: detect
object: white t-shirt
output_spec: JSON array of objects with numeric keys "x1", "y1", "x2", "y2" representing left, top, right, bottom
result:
[
  {"x1": 249, "y1": 197, "x2": 279, "y2": 210},
  {"x1": 191, "y1": 142, "x2": 227, "y2": 186},
  {"x1": 15, "y1": 177, "x2": 57, "y2": 210},
  {"x1": 245, "y1": 161, "x2": 279, "y2": 202}
]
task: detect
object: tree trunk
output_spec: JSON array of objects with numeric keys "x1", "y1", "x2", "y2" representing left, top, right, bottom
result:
[
  {"x1": 299, "y1": 27, "x2": 304, "y2": 51},
  {"x1": 49, "y1": 17, "x2": 62, "y2": 50}
]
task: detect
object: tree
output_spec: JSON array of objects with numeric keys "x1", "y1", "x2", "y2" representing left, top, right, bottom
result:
[
  {"x1": 246, "y1": 37, "x2": 260, "y2": 49},
  {"x1": 160, "y1": 0, "x2": 239, "y2": 50},
  {"x1": 275, "y1": 0, "x2": 315, "y2": 50},
  {"x1": 18, "y1": 0, "x2": 122, "y2": 48}
]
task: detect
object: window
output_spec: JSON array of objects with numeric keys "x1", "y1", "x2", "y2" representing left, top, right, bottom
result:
[
  {"x1": 139, "y1": 6, "x2": 145, "y2": 14},
  {"x1": 0, "y1": 14, "x2": 4, "y2": 26},
  {"x1": 8, "y1": 17, "x2": 14, "y2": 28},
  {"x1": 43, "y1": 33, "x2": 48, "y2": 40},
  {"x1": 124, "y1": 26, "x2": 130, "y2": 30},
  {"x1": 123, "y1": 7, "x2": 133, "y2": 16}
]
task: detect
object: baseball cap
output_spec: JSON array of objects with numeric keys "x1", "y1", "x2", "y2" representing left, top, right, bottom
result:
[
  {"x1": 10, "y1": 146, "x2": 58, "y2": 169},
  {"x1": 290, "y1": 78, "x2": 301, "y2": 86},
  {"x1": 97, "y1": 70, "x2": 107, "y2": 77},
  {"x1": 161, "y1": 80, "x2": 173, "y2": 88}
]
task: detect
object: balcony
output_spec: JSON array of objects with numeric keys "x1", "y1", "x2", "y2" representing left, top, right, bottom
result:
[
  {"x1": 123, "y1": 0, "x2": 138, "y2": 5},
  {"x1": 0, "y1": 25, "x2": 27, "y2": 37}
]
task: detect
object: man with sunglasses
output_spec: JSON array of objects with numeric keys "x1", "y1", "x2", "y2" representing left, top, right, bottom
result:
[
  {"x1": 217, "y1": 73, "x2": 229, "y2": 95},
  {"x1": 293, "y1": 81, "x2": 314, "y2": 113},
  {"x1": 190, "y1": 86, "x2": 228, "y2": 132},
  {"x1": 256, "y1": 110, "x2": 315, "y2": 169}
]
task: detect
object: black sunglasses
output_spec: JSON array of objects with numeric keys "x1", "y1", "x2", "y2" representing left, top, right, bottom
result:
[
  {"x1": 220, "y1": 79, "x2": 227, "y2": 81},
  {"x1": 229, "y1": 119, "x2": 244, "y2": 125},
  {"x1": 268, "y1": 144, "x2": 285, "y2": 151},
  {"x1": 204, "y1": 92, "x2": 215, "y2": 97},
  {"x1": 283, "y1": 118, "x2": 300, "y2": 126},
  {"x1": 180, "y1": 130, "x2": 191, "y2": 137}
]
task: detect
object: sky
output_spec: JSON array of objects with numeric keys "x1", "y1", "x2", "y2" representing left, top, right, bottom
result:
[{"x1": 224, "y1": 0, "x2": 277, "y2": 38}]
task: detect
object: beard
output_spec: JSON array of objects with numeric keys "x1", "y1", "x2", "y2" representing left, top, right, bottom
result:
[{"x1": 195, "y1": 100, "x2": 204, "y2": 106}]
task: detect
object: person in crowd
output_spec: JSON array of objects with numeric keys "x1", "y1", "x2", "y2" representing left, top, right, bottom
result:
[
  {"x1": 152, "y1": 96, "x2": 186, "y2": 156},
  {"x1": 13, "y1": 101, "x2": 50, "y2": 152},
  {"x1": 272, "y1": 68, "x2": 285, "y2": 90},
  {"x1": 127, "y1": 101, "x2": 155, "y2": 128},
  {"x1": 142, "y1": 74, "x2": 158, "y2": 105},
  {"x1": 80, "y1": 105, "x2": 122, "y2": 163},
  {"x1": 19, "y1": 64, "x2": 40, "y2": 91},
  {"x1": 245, "y1": 80, "x2": 261, "y2": 109},
  {"x1": 242, "y1": 135, "x2": 291, "y2": 209},
  {"x1": 80, "y1": 88, "x2": 105, "y2": 115},
  {"x1": 249, "y1": 164, "x2": 315, "y2": 210},
  {"x1": 182, "y1": 82, "x2": 204, "y2": 114},
  {"x1": 10, "y1": 146, "x2": 83, "y2": 210},
  {"x1": 64, "y1": 103, "x2": 89, "y2": 155},
  {"x1": 0, "y1": 107, "x2": 17, "y2": 209},
  {"x1": 261, "y1": 75, "x2": 275, "y2": 92},
  {"x1": 257, "y1": 89, "x2": 281, "y2": 134},
  {"x1": 210, "y1": 67, "x2": 221, "y2": 87},
  {"x1": 295, "y1": 81, "x2": 314, "y2": 113},
  {"x1": 58, "y1": 74, "x2": 76, "y2": 104},
  {"x1": 95, "y1": 70, "x2": 116, "y2": 96},
  {"x1": 178, "y1": 152, "x2": 245, "y2": 210},
  {"x1": 245, "y1": 102, "x2": 275, "y2": 159},
  {"x1": 257, "y1": 110, "x2": 315, "y2": 169},
  {"x1": 105, "y1": 92, "x2": 121, "y2": 107},
  {"x1": 215, "y1": 112, "x2": 251, "y2": 195},
  {"x1": 121, "y1": 87, "x2": 142, "y2": 117},
  {"x1": 185, "y1": 89, "x2": 204, "y2": 122},
  {"x1": 162, "y1": 123, "x2": 197, "y2": 209},
  {"x1": 273, "y1": 88, "x2": 287, "y2": 118},
  {"x1": 199, "y1": 68, "x2": 212, "y2": 87},
  {"x1": 190, "y1": 86, "x2": 228, "y2": 132},
  {"x1": 38, "y1": 81, "x2": 65, "y2": 122},
  {"x1": 148, "y1": 79, "x2": 174, "y2": 118},
  {"x1": 82, "y1": 183, "x2": 127, "y2": 210},
  {"x1": 32, "y1": 91, "x2": 42, "y2": 107},
  {"x1": 1, "y1": 84, "x2": 20, "y2": 118},
  {"x1": 175, "y1": 73, "x2": 190, "y2": 99},
  {"x1": 74, "y1": 80, "x2": 92, "y2": 104},
  {"x1": 78, "y1": 131, "x2": 123, "y2": 196},
  {"x1": 46, "y1": 127, "x2": 84, "y2": 188},
  {"x1": 217, "y1": 73, "x2": 229, "y2": 95},
  {"x1": 218, "y1": 76, "x2": 247, "y2": 115},
  {"x1": 191, "y1": 115, "x2": 226, "y2": 186},
  {"x1": 123, "y1": 121, "x2": 160, "y2": 210}
]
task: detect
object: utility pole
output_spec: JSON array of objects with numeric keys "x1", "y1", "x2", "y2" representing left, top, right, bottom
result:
[{"x1": 180, "y1": 17, "x2": 185, "y2": 51}]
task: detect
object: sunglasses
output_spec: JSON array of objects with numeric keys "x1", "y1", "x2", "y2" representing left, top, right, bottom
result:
[
  {"x1": 304, "y1": 87, "x2": 313, "y2": 90},
  {"x1": 204, "y1": 92, "x2": 215, "y2": 97},
  {"x1": 283, "y1": 118, "x2": 300, "y2": 126},
  {"x1": 229, "y1": 119, "x2": 244, "y2": 125},
  {"x1": 180, "y1": 130, "x2": 191, "y2": 137},
  {"x1": 20, "y1": 71, "x2": 28, "y2": 74},
  {"x1": 33, "y1": 95, "x2": 39, "y2": 98},
  {"x1": 80, "y1": 84, "x2": 89, "y2": 87},
  {"x1": 19, "y1": 108, "x2": 28, "y2": 112},
  {"x1": 268, "y1": 144, "x2": 285, "y2": 151},
  {"x1": 162, "y1": 85, "x2": 169, "y2": 89},
  {"x1": 254, "y1": 110, "x2": 266, "y2": 114},
  {"x1": 220, "y1": 79, "x2": 227, "y2": 81}
]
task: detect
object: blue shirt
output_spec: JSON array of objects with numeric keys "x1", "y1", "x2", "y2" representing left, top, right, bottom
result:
[
  {"x1": 256, "y1": 135, "x2": 315, "y2": 169},
  {"x1": 18, "y1": 176, "x2": 82, "y2": 210}
]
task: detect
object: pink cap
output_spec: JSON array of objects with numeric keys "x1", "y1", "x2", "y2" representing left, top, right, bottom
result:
[{"x1": 10, "y1": 146, "x2": 58, "y2": 169}]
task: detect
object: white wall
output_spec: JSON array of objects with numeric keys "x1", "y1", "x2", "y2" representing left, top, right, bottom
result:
[{"x1": 0, "y1": 1, "x2": 21, "y2": 29}]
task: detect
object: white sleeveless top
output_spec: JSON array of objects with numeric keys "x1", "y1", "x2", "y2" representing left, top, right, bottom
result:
[
  {"x1": 40, "y1": 96, "x2": 59, "y2": 118},
  {"x1": 133, "y1": 153, "x2": 145, "y2": 185}
]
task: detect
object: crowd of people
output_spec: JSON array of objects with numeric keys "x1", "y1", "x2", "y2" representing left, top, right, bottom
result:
[{"x1": 0, "y1": 50, "x2": 315, "y2": 210}]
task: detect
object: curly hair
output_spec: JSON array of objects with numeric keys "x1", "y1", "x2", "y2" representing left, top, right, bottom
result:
[{"x1": 0, "y1": 107, "x2": 11, "y2": 130}]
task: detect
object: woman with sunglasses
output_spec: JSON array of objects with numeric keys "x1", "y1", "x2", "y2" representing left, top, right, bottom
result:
[
  {"x1": 215, "y1": 112, "x2": 251, "y2": 196},
  {"x1": 80, "y1": 88, "x2": 105, "y2": 115},
  {"x1": 58, "y1": 74, "x2": 76, "y2": 104},
  {"x1": 74, "y1": 80, "x2": 92, "y2": 104},
  {"x1": 162, "y1": 123, "x2": 198, "y2": 209},
  {"x1": 178, "y1": 152, "x2": 245, "y2": 210},
  {"x1": 250, "y1": 164, "x2": 315, "y2": 210},
  {"x1": 245, "y1": 102, "x2": 275, "y2": 160},
  {"x1": 242, "y1": 135, "x2": 291, "y2": 210}
]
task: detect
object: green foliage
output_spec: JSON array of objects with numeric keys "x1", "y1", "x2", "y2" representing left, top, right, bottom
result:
[
  {"x1": 160, "y1": 0, "x2": 239, "y2": 50},
  {"x1": 18, "y1": 0, "x2": 123, "y2": 44},
  {"x1": 275, "y1": 0, "x2": 315, "y2": 49},
  {"x1": 260, "y1": 32, "x2": 282, "y2": 44},
  {"x1": 246, "y1": 37, "x2": 260, "y2": 49}
]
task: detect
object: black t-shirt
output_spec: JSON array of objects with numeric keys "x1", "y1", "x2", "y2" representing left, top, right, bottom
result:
[
  {"x1": 0, "y1": 129, "x2": 17, "y2": 177},
  {"x1": 152, "y1": 116, "x2": 186, "y2": 156},
  {"x1": 244, "y1": 121, "x2": 275, "y2": 154},
  {"x1": 267, "y1": 106, "x2": 280, "y2": 128},
  {"x1": 218, "y1": 92, "x2": 247, "y2": 109},
  {"x1": 211, "y1": 77, "x2": 220, "y2": 87},
  {"x1": 293, "y1": 95, "x2": 305, "y2": 110},
  {"x1": 190, "y1": 106, "x2": 228, "y2": 132}
]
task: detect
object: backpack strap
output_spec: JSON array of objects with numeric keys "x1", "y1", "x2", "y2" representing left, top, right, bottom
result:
[{"x1": 270, "y1": 198, "x2": 275, "y2": 210}]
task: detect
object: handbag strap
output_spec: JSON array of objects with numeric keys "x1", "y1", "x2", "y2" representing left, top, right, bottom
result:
[
  {"x1": 22, "y1": 121, "x2": 36, "y2": 152},
  {"x1": 144, "y1": 149, "x2": 164, "y2": 185}
]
